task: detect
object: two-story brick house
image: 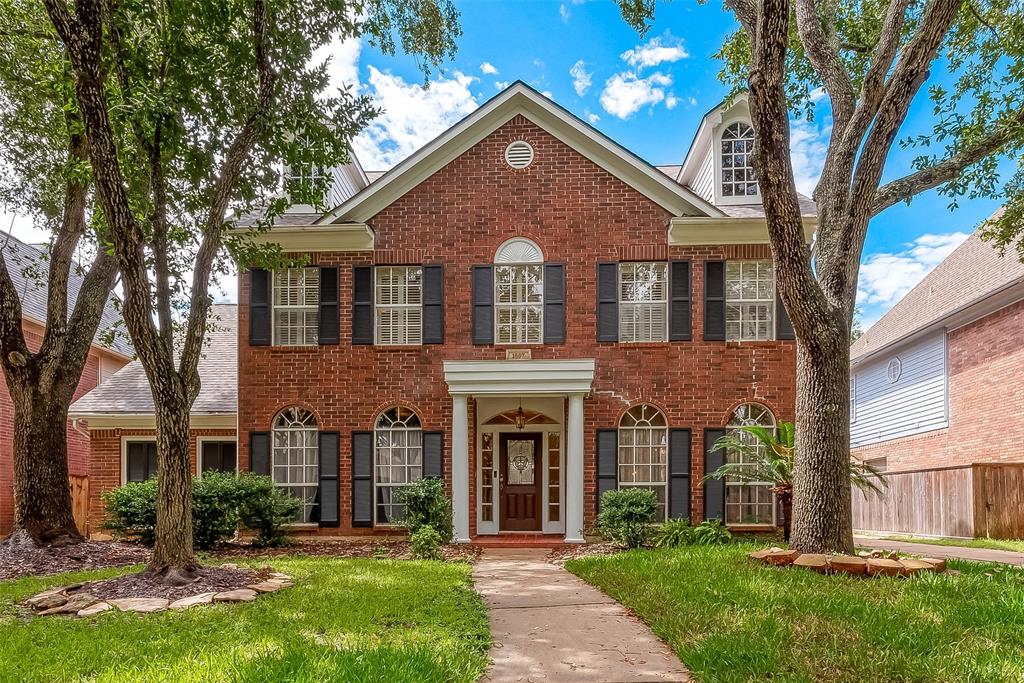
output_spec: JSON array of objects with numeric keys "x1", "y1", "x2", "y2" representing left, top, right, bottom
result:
[{"x1": 73, "y1": 83, "x2": 811, "y2": 542}]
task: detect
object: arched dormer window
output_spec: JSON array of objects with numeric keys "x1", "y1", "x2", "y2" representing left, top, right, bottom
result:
[
  {"x1": 721, "y1": 122, "x2": 758, "y2": 199},
  {"x1": 494, "y1": 238, "x2": 544, "y2": 345}
]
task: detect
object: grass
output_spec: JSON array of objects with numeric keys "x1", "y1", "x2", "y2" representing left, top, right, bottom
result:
[
  {"x1": 567, "y1": 543, "x2": 1024, "y2": 683},
  {"x1": 0, "y1": 557, "x2": 490, "y2": 683},
  {"x1": 865, "y1": 535, "x2": 1024, "y2": 554}
]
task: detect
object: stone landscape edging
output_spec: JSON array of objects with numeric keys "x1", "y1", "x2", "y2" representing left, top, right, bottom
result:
[{"x1": 749, "y1": 547, "x2": 949, "y2": 576}]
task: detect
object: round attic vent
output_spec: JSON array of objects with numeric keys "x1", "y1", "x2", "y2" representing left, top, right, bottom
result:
[{"x1": 504, "y1": 141, "x2": 534, "y2": 169}]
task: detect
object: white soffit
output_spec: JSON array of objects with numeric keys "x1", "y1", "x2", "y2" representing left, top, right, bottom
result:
[
  {"x1": 318, "y1": 82, "x2": 722, "y2": 225},
  {"x1": 443, "y1": 359, "x2": 596, "y2": 396},
  {"x1": 240, "y1": 223, "x2": 374, "y2": 251},
  {"x1": 668, "y1": 217, "x2": 817, "y2": 245}
]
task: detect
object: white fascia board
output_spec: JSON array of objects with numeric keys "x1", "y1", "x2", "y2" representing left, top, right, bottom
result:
[
  {"x1": 319, "y1": 82, "x2": 722, "y2": 224},
  {"x1": 68, "y1": 412, "x2": 237, "y2": 430},
  {"x1": 443, "y1": 359, "x2": 596, "y2": 396},
  {"x1": 669, "y1": 216, "x2": 817, "y2": 245},
  {"x1": 238, "y1": 223, "x2": 374, "y2": 251}
]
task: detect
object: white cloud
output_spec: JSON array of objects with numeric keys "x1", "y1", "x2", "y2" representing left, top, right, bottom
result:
[
  {"x1": 665, "y1": 94, "x2": 679, "y2": 109},
  {"x1": 857, "y1": 232, "x2": 971, "y2": 315},
  {"x1": 570, "y1": 60, "x2": 592, "y2": 96},
  {"x1": 560, "y1": 3, "x2": 570, "y2": 23},
  {"x1": 621, "y1": 35, "x2": 689, "y2": 69},
  {"x1": 688, "y1": 96, "x2": 698, "y2": 107},
  {"x1": 599, "y1": 72, "x2": 672, "y2": 119},
  {"x1": 541, "y1": 90, "x2": 554, "y2": 100},
  {"x1": 494, "y1": 80, "x2": 510, "y2": 91},
  {"x1": 789, "y1": 117, "x2": 830, "y2": 196},
  {"x1": 480, "y1": 61, "x2": 498, "y2": 75},
  {"x1": 586, "y1": 110, "x2": 600, "y2": 124},
  {"x1": 313, "y1": 34, "x2": 362, "y2": 96}
]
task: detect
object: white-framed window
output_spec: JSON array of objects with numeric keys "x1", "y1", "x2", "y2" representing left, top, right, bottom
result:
[
  {"x1": 123, "y1": 438, "x2": 158, "y2": 483},
  {"x1": 725, "y1": 403, "x2": 776, "y2": 525},
  {"x1": 272, "y1": 407, "x2": 319, "y2": 523},
  {"x1": 273, "y1": 267, "x2": 319, "y2": 346},
  {"x1": 726, "y1": 260, "x2": 774, "y2": 342},
  {"x1": 617, "y1": 404, "x2": 669, "y2": 521},
  {"x1": 374, "y1": 407, "x2": 423, "y2": 525},
  {"x1": 619, "y1": 262, "x2": 668, "y2": 343},
  {"x1": 721, "y1": 122, "x2": 758, "y2": 198},
  {"x1": 375, "y1": 266, "x2": 423, "y2": 345},
  {"x1": 494, "y1": 238, "x2": 544, "y2": 345}
]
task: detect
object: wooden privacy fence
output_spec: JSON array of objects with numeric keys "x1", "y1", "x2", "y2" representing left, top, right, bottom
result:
[
  {"x1": 70, "y1": 475, "x2": 89, "y2": 536},
  {"x1": 852, "y1": 463, "x2": 1024, "y2": 539}
]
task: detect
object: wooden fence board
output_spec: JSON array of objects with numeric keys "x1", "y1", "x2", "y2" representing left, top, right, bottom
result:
[
  {"x1": 70, "y1": 475, "x2": 89, "y2": 536},
  {"x1": 973, "y1": 464, "x2": 1024, "y2": 539},
  {"x1": 852, "y1": 465, "x2": 975, "y2": 538}
]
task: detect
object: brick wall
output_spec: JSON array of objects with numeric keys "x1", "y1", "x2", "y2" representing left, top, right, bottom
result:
[
  {"x1": 852, "y1": 297, "x2": 1024, "y2": 471},
  {"x1": 237, "y1": 116, "x2": 797, "y2": 536}
]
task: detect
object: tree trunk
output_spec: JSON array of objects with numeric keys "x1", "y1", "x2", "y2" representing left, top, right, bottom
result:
[
  {"x1": 146, "y1": 397, "x2": 197, "y2": 583},
  {"x1": 788, "y1": 331, "x2": 854, "y2": 554},
  {"x1": 9, "y1": 382, "x2": 82, "y2": 546},
  {"x1": 779, "y1": 492, "x2": 793, "y2": 543}
]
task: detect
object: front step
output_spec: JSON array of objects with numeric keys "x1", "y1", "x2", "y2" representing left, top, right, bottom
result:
[{"x1": 470, "y1": 534, "x2": 568, "y2": 548}]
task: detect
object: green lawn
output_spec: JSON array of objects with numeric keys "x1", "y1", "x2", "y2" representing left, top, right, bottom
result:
[
  {"x1": 865, "y1": 535, "x2": 1024, "y2": 554},
  {"x1": 567, "y1": 544, "x2": 1024, "y2": 683},
  {"x1": 0, "y1": 557, "x2": 490, "y2": 683}
]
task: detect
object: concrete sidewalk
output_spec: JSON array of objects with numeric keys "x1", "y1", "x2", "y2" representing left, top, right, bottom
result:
[
  {"x1": 472, "y1": 548, "x2": 689, "y2": 683},
  {"x1": 855, "y1": 537, "x2": 1024, "y2": 566}
]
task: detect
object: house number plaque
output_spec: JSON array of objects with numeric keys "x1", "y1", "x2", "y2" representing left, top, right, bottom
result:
[{"x1": 506, "y1": 349, "x2": 532, "y2": 361}]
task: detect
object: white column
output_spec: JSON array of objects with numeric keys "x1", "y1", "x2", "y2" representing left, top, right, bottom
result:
[
  {"x1": 565, "y1": 392, "x2": 586, "y2": 543},
  {"x1": 451, "y1": 393, "x2": 471, "y2": 543}
]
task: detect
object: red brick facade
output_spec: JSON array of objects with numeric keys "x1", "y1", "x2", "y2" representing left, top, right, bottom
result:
[
  {"x1": 852, "y1": 298, "x2": 1024, "y2": 471},
  {"x1": 237, "y1": 117, "x2": 797, "y2": 536}
]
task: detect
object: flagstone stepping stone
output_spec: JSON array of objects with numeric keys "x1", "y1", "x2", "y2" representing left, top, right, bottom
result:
[
  {"x1": 867, "y1": 558, "x2": 906, "y2": 577},
  {"x1": 899, "y1": 558, "x2": 937, "y2": 574},
  {"x1": 747, "y1": 549, "x2": 773, "y2": 561},
  {"x1": 214, "y1": 589, "x2": 258, "y2": 603},
  {"x1": 169, "y1": 592, "x2": 217, "y2": 610},
  {"x1": 764, "y1": 549, "x2": 801, "y2": 566},
  {"x1": 249, "y1": 581, "x2": 289, "y2": 593},
  {"x1": 78, "y1": 601, "x2": 113, "y2": 617},
  {"x1": 40, "y1": 594, "x2": 98, "y2": 616},
  {"x1": 828, "y1": 555, "x2": 867, "y2": 575},
  {"x1": 109, "y1": 598, "x2": 170, "y2": 613},
  {"x1": 920, "y1": 557, "x2": 947, "y2": 572},
  {"x1": 26, "y1": 590, "x2": 69, "y2": 610},
  {"x1": 793, "y1": 554, "x2": 829, "y2": 573}
]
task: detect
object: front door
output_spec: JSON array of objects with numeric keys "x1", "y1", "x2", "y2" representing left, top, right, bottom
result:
[{"x1": 499, "y1": 432, "x2": 542, "y2": 531}]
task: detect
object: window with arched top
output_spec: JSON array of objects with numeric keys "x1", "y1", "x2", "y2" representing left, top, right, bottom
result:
[
  {"x1": 721, "y1": 122, "x2": 758, "y2": 198},
  {"x1": 374, "y1": 407, "x2": 423, "y2": 524},
  {"x1": 725, "y1": 403, "x2": 776, "y2": 524},
  {"x1": 272, "y1": 407, "x2": 319, "y2": 523},
  {"x1": 618, "y1": 405, "x2": 669, "y2": 521},
  {"x1": 494, "y1": 238, "x2": 544, "y2": 344}
]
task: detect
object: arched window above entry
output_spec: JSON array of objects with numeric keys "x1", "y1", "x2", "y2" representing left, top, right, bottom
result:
[
  {"x1": 495, "y1": 238, "x2": 543, "y2": 264},
  {"x1": 725, "y1": 402, "x2": 777, "y2": 525},
  {"x1": 617, "y1": 404, "x2": 669, "y2": 520},
  {"x1": 721, "y1": 122, "x2": 758, "y2": 198},
  {"x1": 494, "y1": 238, "x2": 544, "y2": 344}
]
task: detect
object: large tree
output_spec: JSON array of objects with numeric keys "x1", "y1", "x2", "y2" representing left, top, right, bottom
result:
[
  {"x1": 619, "y1": 0, "x2": 1024, "y2": 552},
  {"x1": 0, "y1": 1, "x2": 120, "y2": 547},
  {"x1": 41, "y1": 0, "x2": 460, "y2": 581}
]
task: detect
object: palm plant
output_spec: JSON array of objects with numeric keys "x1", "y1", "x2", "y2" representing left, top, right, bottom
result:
[{"x1": 703, "y1": 421, "x2": 886, "y2": 541}]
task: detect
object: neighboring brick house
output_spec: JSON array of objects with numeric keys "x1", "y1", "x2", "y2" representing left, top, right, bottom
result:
[
  {"x1": 0, "y1": 233, "x2": 132, "y2": 536},
  {"x1": 72, "y1": 84, "x2": 812, "y2": 542}
]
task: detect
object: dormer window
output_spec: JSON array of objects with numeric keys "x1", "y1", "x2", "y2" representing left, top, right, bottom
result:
[
  {"x1": 721, "y1": 122, "x2": 757, "y2": 198},
  {"x1": 283, "y1": 164, "x2": 326, "y2": 205}
]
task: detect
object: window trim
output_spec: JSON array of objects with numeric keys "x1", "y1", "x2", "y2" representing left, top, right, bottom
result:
[
  {"x1": 617, "y1": 261, "x2": 669, "y2": 343},
  {"x1": 724, "y1": 403, "x2": 777, "y2": 526},
  {"x1": 373, "y1": 265, "x2": 424, "y2": 346},
  {"x1": 373, "y1": 407, "x2": 424, "y2": 527},
  {"x1": 716, "y1": 119, "x2": 760, "y2": 206},
  {"x1": 271, "y1": 266, "x2": 320, "y2": 347},
  {"x1": 725, "y1": 260, "x2": 776, "y2": 342},
  {"x1": 271, "y1": 408, "x2": 320, "y2": 523},
  {"x1": 196, "y1": 437, "x2": 239, "y2": 478},
  {"x1": 616, "y1": 404, "x2": 670, "y2": 522},
  {"x1": 493, "y1": 238, "x2": 545, "y2": 346},
  {"x1": 120, "y1": 436, "x2": 158, "y2": 485}
]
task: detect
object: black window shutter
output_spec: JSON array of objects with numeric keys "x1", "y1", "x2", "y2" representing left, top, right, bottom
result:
[
  {"x1": 669, "y1": 429, "x2": 692, "y2": 519},
  {"x1": 776, "y1": 290, "x2": 795, "y2": 340},
  {"x1": 703, "y1": 429, "x2": 727, "y2": 521},
  {"x1": 352, "y1": 432, "x2": 373, "y2": 527},
  {"x1": 472, "y1": 265, "x2": 494, "y2": 345},
  {"x1": 423, "y1": 432, "x2": 443, "y2": 478},
  {"x1": 318, "y1": 432, "x2": 340, "y2": 527},
  {"x1": 704, "y1": 261, "x2": 726, "y2": 341},
  {"x1": 543, "y1": 263, "x2": 565, "y2": 343},
  {"x1": 248, "y1": 269, "x2": 271, "y2": 346},
  {"x1": 317, "y1": 266, "x2": 340, "y2": 345},
  {"x1": 596, "y1": 262, "x2": 618, "y2": 342},
  {"x1": 596, "y1": 429, "x2": 618, "y2": 511},
  {"x1": 422, "y1": 265, "x2": 444, "y2": 344},
  {"x1": 352, "y1": 266, "x2": 374, "y2": 345},
  {"x1": 249, "y1": 432, "x2": 270, "y2": 476},
  {"x1": 669, "y1": 260, "x2": 692, "y2": 341}
]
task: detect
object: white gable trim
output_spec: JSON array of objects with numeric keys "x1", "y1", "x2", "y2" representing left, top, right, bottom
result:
[{"x1": 319, "y1": 83, "x2": 722, "y2": 225}]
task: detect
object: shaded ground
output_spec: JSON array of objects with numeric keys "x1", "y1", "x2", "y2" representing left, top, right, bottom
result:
[
  {"x1": 0, "y1": 536, "x2": 149, "y2": 581},
  {"x1": 209, "y1": 537, "x2": 482, "y2": 562},
  {"x1": 72, "y1": 565, "x2": 264, "y2": 602}
]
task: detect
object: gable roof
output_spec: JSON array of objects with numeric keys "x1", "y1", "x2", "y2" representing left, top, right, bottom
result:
[
  {"x1": 69, "y1": 304, "x2": 237, "y2": 416},
  {"x1": 1, "y1": 231, "x2": 132, "y2": 357},
  {"x1": 850, "y1": 210, "x2": 1024, "y2": 363},
  {"x1": 318, "y1": 81, "x2": 723, "y2": 225}
]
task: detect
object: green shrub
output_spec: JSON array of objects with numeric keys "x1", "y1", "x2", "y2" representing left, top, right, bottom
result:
[
  {"x1": 192, "y1": 471, "x2": 243, "y2": 549},
  {"x1": 396, "y1": 478, "x2": 453, "y2": 541},
  {"x1": 597, "y1": 488, "x2": 657, "y2": 548},
  {"x1": 410, "y1": 525, "x2": 444, "y2": 560},
  {"x1": 101, "y1": 479, "x2": 158, "y2": 545},
  {"x1": 690, "y1": 519, "x2": 732, "y2": 545},
  {"x1": 652, "y1": 518, "x2": 694, "y2": 548},
  {"x1": 235, "y1": 473, "x2": 303, "y2": 547}
]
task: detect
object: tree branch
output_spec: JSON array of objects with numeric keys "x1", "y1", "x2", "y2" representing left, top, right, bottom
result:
[
  {"x1": 795, "y1": 0, "x2": 855, "y2": 129},
  {"x1": 0, "y1": 233, "x2": 31, "y2": 380}
]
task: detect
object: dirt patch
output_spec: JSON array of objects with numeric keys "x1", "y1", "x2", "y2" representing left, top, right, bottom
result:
[
  {"x1": 547, "y1": 542, "x2": 621, "y2": 564},
  {"x1": 73, "y1": 565, "x2": 266, "y2": 602},
  {"x1": 209, "y1": 538, "x2": 482, "y2": 563},
  {"x1": 0, "y1": 534, "x2": 150, "y2": 581}
]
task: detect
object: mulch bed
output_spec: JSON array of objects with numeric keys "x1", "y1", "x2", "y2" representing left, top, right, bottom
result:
[
  {"x1": 77, "y1": 565, "x2": 266, "y2": 602},
  {"x1": 0, "y1": 534, "x2": 150, "y2": 581},
  {"x1": 209, "y1": 538, "x2": 482, "y2": 563}
]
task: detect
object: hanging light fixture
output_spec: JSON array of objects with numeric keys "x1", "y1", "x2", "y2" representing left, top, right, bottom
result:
[{"x1": 514, "y1": 398, "x2": 526, "y2": 430}]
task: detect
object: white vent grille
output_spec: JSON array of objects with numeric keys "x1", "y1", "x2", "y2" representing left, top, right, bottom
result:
[{"x1": 504, "y1": 141, "x2": 534, "y2": 169}]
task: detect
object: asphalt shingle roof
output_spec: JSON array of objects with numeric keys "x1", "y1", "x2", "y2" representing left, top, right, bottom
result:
[
  {"x1": 69, "y1": 304, "x2": 237, "y2": 416},
  {"x1": 1, "y1": 231, "x2": 132, "y2": 356}
]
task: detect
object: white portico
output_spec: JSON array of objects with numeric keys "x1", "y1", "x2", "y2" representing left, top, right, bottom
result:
[{"x1": 443, "y1": 359, "x2": 595, "y2": 543}]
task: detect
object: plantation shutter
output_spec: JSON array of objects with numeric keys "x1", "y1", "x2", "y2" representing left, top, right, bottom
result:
[
  {"x1": 472, "y1": 265, "x2": 494, "y2": 345},
  {"x1": 703, "y1": 261, "x2": 726, "y2": 341},
  {"x1": 423, "y1": 432, "x2": 443, "y2": 479},
  {"x1": 249, "y1": 432, "x2": 270, "y2": 476},
  {"x1": 596, "y1": 262, "x2": 618, "y2": 342},
  {"x1": 248, "y1": 269, "x2": 271, "y2": 346},
  {"x1": 422, "y1": 265, "x2": 445, "y2": 344},
  {"x1": 543, "y1": 263, "x2": 565, "y2": 343},
  {"x1": 318, "y1": 266, "x2": 340, "y2": 345},
  {"x1": 352, "y1": 432, "x2": 373, "y2": 527},
  {"x1": 596, "y1": 429, "x2": 618, "y2": 511},
  {"x1": 669, "y1": 260, "x2": 692, "y2": 341},
  {"x1": 318, "y1": 432, "x2": 340, "y2": 526},
  {"x1": 668, "y1": 429, "x2": 692, "y2": 520},
  {"x1": 775, "y1": 291, "x2": 795, "y2": 340},
  {"x1": 352, "y1": 266, "x2": 374, "y2": 345},
  {"x1": 703, "y1": 429, "x2": 727, "y2": 521}
]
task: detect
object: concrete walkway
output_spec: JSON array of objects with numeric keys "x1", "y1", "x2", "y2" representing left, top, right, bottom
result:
[
  {"x1": 472, "y1": 548, "x2": 690, "y2": 683},
  {"x1": 855, "y1": 537, "x2": 1024, "y2": 566}
]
